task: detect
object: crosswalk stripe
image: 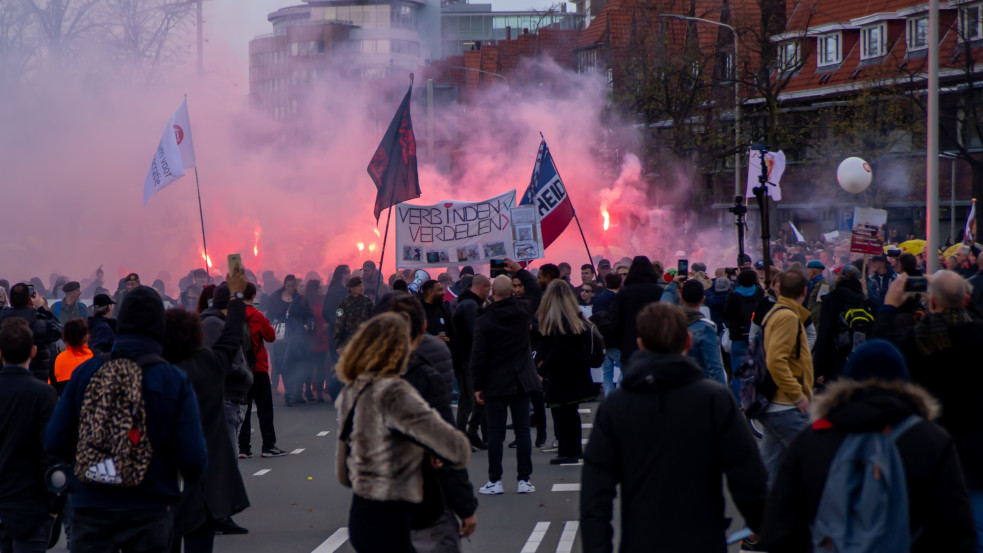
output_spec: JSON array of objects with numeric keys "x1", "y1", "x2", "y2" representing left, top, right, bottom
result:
[
  {"x1": 290, "y1": 448, "x2": 305, "y2": 455},
  {"x1": 253, "y1": 469, "x2": 271, "y2": 476},
  {"x1": 582, "y1": 438, "x2": 589, "y2": 445},
  {"x1": 577, "y1": 408, "x2": 591, "y2": 414},
  {"x1": 316, "y1": 431, "x2": 330, "y2": 437},
  {"x1": 559, "y1": 460, "x2": 583, "y2": 467},
  {"x1": 551, "y1": 483, "x2": 581, "y2": 492},
  {"x1": 556, "y1": 521, "x2": 579, "y2": 553},
  {"x1": 311, "y1": 527, "x2": 349, "y2": 553},
  {"x1": 520, "y1": 521, "x2": 551, "y2": 553},
  {"x1": 581, "y1": 423, "x2": 593, "y2": 429}
]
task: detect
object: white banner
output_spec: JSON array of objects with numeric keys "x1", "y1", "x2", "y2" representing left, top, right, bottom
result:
[
  {"x1": 745, "y1": 150, "x2": 786, "y2": 201},
  {"x1": 143, "y1": 100, "x2": 193, "y2": 205},
  {"x1": 173, "y1": 98, "x2": 196, "y2": 169},
  {"x1": 396, "y1": 191, "x2": 516, "y2": 269}
]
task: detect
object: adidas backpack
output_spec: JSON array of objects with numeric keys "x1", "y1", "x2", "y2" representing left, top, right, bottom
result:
[{"x1": 74, "y1": 355, "x2": 160, "y2": 487}]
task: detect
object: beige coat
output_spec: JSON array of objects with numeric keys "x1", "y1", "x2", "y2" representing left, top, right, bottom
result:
[
  {"x1": 335, "y1": 374, "x2": 470, "y2": 503},
  {"x1": 763, "y1": 296, "x2": 815, "y2": 405}
]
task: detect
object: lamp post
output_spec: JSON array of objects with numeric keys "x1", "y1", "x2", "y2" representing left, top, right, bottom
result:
[
  {"x1": 659, "y1": 14, "x2": 742, "y2": 198},
  {"x1": 941, "y1": 151, "x2": 959, "y2": 244},
  {"x1": 927, "y1": 0, "x2": 940, "y2": 272}
]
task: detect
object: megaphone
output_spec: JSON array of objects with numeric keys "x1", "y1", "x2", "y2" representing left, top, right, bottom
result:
[{"x1": 407, "y1": 270, "x2": 431, "y2": 294}]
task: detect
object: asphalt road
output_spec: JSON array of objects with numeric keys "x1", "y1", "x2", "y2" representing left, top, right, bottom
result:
[{"x1": 210, "y1": 397, "x2": 751, "y2": 553}]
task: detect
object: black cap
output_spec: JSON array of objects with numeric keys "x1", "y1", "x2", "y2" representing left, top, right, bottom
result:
[
  {"x1": 62, "y1": 281, "x2": 81, "y2": 293},
  {"x1": 125, "y1": 273, "x2": 140, "y2": 283},
  {"x1": 347, "y1": 276, "x2": 364, "y2": 288},
  {"x1": 93, "y1": 294, "x2": 116, "y2": 307},
  {"x1": 598, "y1": 259, "x2": 611, "y2": 269},
  {"x1": 117, "y1": 286, "x2": 165, "y2": 343},
  {"x1": 212, "y1": 283, "x2": 231, "y2": 309}
]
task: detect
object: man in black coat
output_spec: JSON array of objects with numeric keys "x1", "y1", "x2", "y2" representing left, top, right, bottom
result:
[
  {"x1": 812, "y1": 265, "x2": 871, "y2": 383},
  {"x1": 0, "y1": 318, "x2": 58, "y2": 553},
  {"x1": 0, "y1": 283, "x2": 62, "y2": 383},
  {"x1": 452, "y1": 275, "x2": 491, "y2": 447},
  {"x1": 609, "y1": 256, "x2": 664, "y2": 365},
  {"x1": 581, "y1": 303, "x2": 766, "y2": 553},
  {"x1": 472, "y1": 275, "x2": 542, "y2": 495}
]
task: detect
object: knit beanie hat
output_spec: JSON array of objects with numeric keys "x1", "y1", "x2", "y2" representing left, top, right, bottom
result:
[
  {"x1": 212, "y1": 283, "x2": 231, "y2": 310},
  {"x1": 117, "y1": 286, "x2": 165, "y2": 343},
  {"x1": 842, "y1": 339, "x2": 910, "y2": 382}
]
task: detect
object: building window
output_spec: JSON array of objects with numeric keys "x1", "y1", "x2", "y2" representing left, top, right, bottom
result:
[
  {"x1": 723, "y1": 52, "x2": 735, "y2": 79},
  {"x1": 778, "y1": 41, "x2": 800, "y2": 70},
  {"x1": 817, "y1": 32, "x2": 842, "y2": 66},
  {"x1": 860, "y1": 23, "x2": 887, "y2": 59},
  {"x1": 960, "y1": 3, "x2": 983, "y2": 40},
  {"x1": 907, "y1": 17, "x2": 928, "y2": 50}
]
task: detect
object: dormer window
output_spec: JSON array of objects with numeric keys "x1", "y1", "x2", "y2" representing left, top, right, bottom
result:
[
  {"x1": 860, "y1": 23, "x2": 887, "y2": 59},
  {"x1": 959, "y1": 3, "x2": 982, "y2": 40},
  {"x1": 907, "y1": 17, "x2": 928, "y2": 50},
  {"x1": 778, "y1": 41, "x2": 800, "y2": 70},
  {"x1": 817, "y1": 32, "x2": 842, "y2": 66}
]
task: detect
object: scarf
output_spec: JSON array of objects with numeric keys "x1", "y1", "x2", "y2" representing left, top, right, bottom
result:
[{"x1": 913, "y1": 308, "x2": 973, "y2": 356}]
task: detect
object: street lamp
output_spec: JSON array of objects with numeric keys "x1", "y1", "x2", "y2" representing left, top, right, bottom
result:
[
  {"x1": 659, "y1": 14, "x2": 742, "y2": 198},
  {"x1": 449, "y1": 66, "x2": 510, "y2": 87}
]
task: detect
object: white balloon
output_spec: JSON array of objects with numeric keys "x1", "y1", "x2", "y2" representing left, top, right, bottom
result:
[{"x1": 837, "y1": 157, "x2": 873, "y2": 194}]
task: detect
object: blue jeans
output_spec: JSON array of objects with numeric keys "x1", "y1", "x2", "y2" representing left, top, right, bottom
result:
[
  {"x1": 758, "y1": 407, "x2": 809, "y2": 489},
  {"x1": 601, "y1": 348, "x2": 621, "y2": 396},
  {"x1": 970, "y1": 491, "x2": 983, "y2": 551},
  {"x1": 729, "y1": 340, "x2": 748, "y2": 401}
]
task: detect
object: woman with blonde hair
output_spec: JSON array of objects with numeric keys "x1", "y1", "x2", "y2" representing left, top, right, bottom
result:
[
  {"x1": 537, "y1": 279, "x2": 599, "y2": 465},
  {"x1": 336, "y1": 312, "x2": 470, "y2": 552}
]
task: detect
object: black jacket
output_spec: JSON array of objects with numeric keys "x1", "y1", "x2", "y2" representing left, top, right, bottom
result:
[
  {"x1": 415, "y1": 334, "x2": 454, "y2": 393},
  {"x1": 173, "y1": 300, "x2": 251, "y2": 536},
  {"x1": 451, "y1": 289, "x2": 483, "y2": 370},
  {"x1": 200, "y1": 307, "x2": 252, "y2": 403},
  {"x1": 0, "y1": 366, "x2": 58, "y2": 538},
  {"x1": 537, "y1": 322, "x2": 596, "y2": 406},
  {"x1": 581, "y1": 350, "x2": 767, "y2": 553},
  {"x1": 87, "y1": 315, "x2": 117, "y2": 355},
  {"x1": 403, "y1": 353, "x2": 478, "y2": 519},
  {"x1": 723, "y1": 287, "x2": 764, "y2": 342},
  {"x1": 811, "y1": 278, "x2": 869, "y2": 383},
  {"x1": 609, "y1": 266, "x2": 663, "y2": 363},
  {"x1": 873, "y1": 306, "x2": 983, "y2": 489},
  {"x1": 0, "y1": 307, "x2": 61, "y2": 382},
  {"x1": 470, "y1": 297, "x2": 540, "y2": 398},
  {"x1": 759, "y1": 380, "x2": 977, "y2": 552}
]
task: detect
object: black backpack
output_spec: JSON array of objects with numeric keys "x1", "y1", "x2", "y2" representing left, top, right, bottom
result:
[{"x1": 834, "y1": 302, "x2": 875, "y2": 353}]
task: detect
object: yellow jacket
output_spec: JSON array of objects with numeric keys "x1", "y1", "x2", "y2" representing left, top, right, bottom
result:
[{"x1": 762, "y1": 296, "x2": 814, "y2": 405}]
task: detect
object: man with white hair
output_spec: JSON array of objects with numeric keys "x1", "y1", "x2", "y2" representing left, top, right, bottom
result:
[
  {"x1": 874, "y1": 270, "x2": 983, "y2": 544},
  {"x1": 470, "y1": 275, "x2": 541, "y2": 495}
]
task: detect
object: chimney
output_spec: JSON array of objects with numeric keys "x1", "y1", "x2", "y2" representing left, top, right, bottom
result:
[{"x1": 506, "y1": 25, "x2": 511, "y2": 40}]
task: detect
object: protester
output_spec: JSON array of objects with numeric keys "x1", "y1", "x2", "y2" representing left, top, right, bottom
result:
[
  {"x1": 804, "y1": 260, "x2": 828, "y2": 323},
  {"x1": 45, "y1": 286, "x2": 208, "y2": 553},
  {"x1": 610, "y1": 256, "x2": 664, "y2": 366},
  {"x1": 581, "y1": 303, "x2": 767, "y2": 552},
  {"x1": 867, "y1": 254, "x2": 897, "y2": 309},
  {"x1": 0, "y1": 318, "x2": 59, "y2": 553},
  {"x1": 265, "y1": 275, "x2": 315, "y2": 406},
  {"x1": 421, "y1": 279, "x2": 457, "y2": 350},
  {"x1": 164, "y1": 268, "x2": 251, "y2": 550},
  {"x1": 0, "y1": 286, "x2": 7, "y2": 310},
  {"x1": 759, "y1": 339, "x2": 977, "y2": 552},
  {"x1": 305, "y1": 279, "x2": 331, "y2": 402},
  {"x1": 812, "y1": 264, "x2": 872, "y2": 384},
  {"x1": 574, "y1": 264, "x2": 596, "y2": 297},
  {"x1": 968, "y1": 254, "x2": 983, "y2": 313},
  {"x1": 115, "y1": 272, "x2": 141, "y2": 307},
  {"x1": 239, "y1": 282, "x2": 283, "y2": 460},
  {"x1": 577, "y1": 282, "x2": 596, "y2": 308},
  {"x1": 333, "y1": 276, "x2": 374, "y2": 353},
  {"x1": 536, "y1": 280, "x2": 596, "y2": 465},
  {"x1": 759, "y1": 270, "x2": 815, "y2": 489},
  {"x1": 452, "y1": 274, "x2": 491, "y2": 449},
  {"x1": 52, "y1": 319, "x2": 93, "y2": 393},
  {"x1": 680, "y1": 279, "x2": 727, "y2": 385},
  {"x1": 0, "y1": 283, "x2": 62, "y2": 383},
  {"x1": 359, "y1": 260, "x2": 389, "y2": 301},
  {"x1": 335, "y1": 313, "x2": 470, "y2": 553},
  {"x1": 86, "y1": 294, "x2": 117, "y2": 355},
  {"x1": 472, "y1": 275, "x2": 542, "y2": 495},
  {"x1": 52, "y1": 281, "x2": 87, "y2": 324},
  {"x1": 722, "y1": 270, "x2": 763, "y2": 398}
]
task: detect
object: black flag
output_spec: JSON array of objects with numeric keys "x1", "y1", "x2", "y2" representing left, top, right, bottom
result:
[{"x1": 367, "y1": 82, "x2": 420, "y2": 222}]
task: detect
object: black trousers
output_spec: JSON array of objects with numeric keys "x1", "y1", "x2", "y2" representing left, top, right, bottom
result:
[
  {"x1": 348, "y1": 496, "x2": 415, "y2": 553},
  {"x1": 486, "y1": 393, "x2": 532, "y2": 482},
  {"x1": 170, "y1": 518, "x2": 214, "y2": 553},
  {"x1": 72, "y1": 508, "x2": 172, "y2": 553},
  {"x1": 530, "y1": 389, "x2": 547, "y2": 443},
  {"x1": 455, "y1": 365, "x2": 475, "y2": 432},
  {"x1": 239, "y1": 371, "x2": 277, "y2": 452},
  {"x1": 551, "y1": 403, "x2": 583, "y2": 458}
]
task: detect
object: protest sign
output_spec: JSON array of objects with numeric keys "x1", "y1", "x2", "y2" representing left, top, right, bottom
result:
[
  {"x1": 849, "y1": 207, "x2": 888, "y2": 255},
  {"x1": 510, "y1": 205, "x2": 545, "y2": 261}
]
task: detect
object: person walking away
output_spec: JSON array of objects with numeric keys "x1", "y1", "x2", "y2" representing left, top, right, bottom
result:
[
  {"x1": 471, "y1": 275, "x2": 542, "y2": 495},
  {"x1": 164, "y1": 268, "x2": 251, "y2": 551},
  {"x1": 322, "y1": 266, "x2": 351, "y2": 399},
  {"x1": 52, "y1": 319, "x2": 93, "y2": 394},
  {"x1": 336, "y1": 313, "x2": 470, "y2": 553},
  {"x1": 722, "y1": 270, "x2": 763, "y2": 399},
  {"x1": 52, "y1": 281, "x2": 87, "y2": 324},
  {"x1": 581, "y1": 303, "x2": 767, "y2": 552},
  {"x1": 758, "y1": 339, "x2": 977, "y2": 552},
  {"x1": 305, "y1": 280, "x2": 331, "y2": 402},
  {"x1": 44, "y1": 286, "x2": 208, "y2": 553},
  {"x1": 0, "y1": 283, "x2": 61, "y2": 383},
  {"x1": 680, "y1": 280, "x2": 727, "y2": 386},
  {"x1": 536, "y1": 280, "x2": 597, "y2": 465},
  {"x1": 609, "y1": 256, "x2": 664, "y2": 367},
  {"x1": 86, "y1": 294, "x2": 117, "y2": 355},
  {"x1": 0, "y1": 318, "x2": 59, "y2": 553},
  {"x1": 758, "y1": 271, "x2": 815, "y2": 489},
  {"x1": 239, "y1": 283, "x2": 283, "y2": 460},
  {"x1": 812, "y1": 264, "x2": 872, "y2": 384},
  {"x1": 452, "y1": 275, "x2": 492, "y2": 449},
  {"x1": 590, "y1": 273, "x2": 622, "y2": 396}
]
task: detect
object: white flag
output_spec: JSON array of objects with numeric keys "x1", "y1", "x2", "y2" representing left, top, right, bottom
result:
[
  {"x1": 172, "y1": 98, "x2": 196, "y2": 169},
  {"x1": 143, "y1": 102, "x2": 189, "y2": 205},
  {"x1": 789, "y1": 220, "x2": 805, "y2": 243},
  {"x1": 745, "y1": 150, "x2": 786, "y2": 201}
]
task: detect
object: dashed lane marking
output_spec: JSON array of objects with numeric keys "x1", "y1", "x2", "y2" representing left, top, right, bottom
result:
[
  {"x1": 577, "y1": 408, "x2": 591, "y2": 414},
  {"x1": 520, "y1": 522, "x2": 551, "y2": 553},
  {"x1": 290, "y1": 448, "x2": 305, "y2": 455},
  {"x1": 316, "y1": 431, "x2": 330, "y2": 437},
  {"x1": 311, "y1": 527, "x2": 349, "y2": 553},
  {"x1": 253, "y1": 469, "x2": 271, "y2": 476},
  {"x1": 551, "y1": 483, "x2": 581, "y2": 492},
  {"x1": 581, "y1": 423, "x2": 593, "y2": 429},
  {"x1": 556, "y1": 521, "x2": 579, "y2": 553},
  {"x1": 559, "y1": 460, "x2": 584, "y2": 467}
]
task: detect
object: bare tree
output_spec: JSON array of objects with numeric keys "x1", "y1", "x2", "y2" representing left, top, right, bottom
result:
[
  {"x1": 0, "y1": 1, "x2": 38, "y2": 88},
  {"x1": 99, "y1": 0, "x2": 195, "y2": 82}
]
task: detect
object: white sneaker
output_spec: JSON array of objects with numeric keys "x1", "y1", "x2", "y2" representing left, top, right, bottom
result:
[
  {"x1": 517, "y1": 480, "x2": 536, "y2": 494},
  {"x1": 479, "y1": 480, "x2": 504, "y2": 495}
]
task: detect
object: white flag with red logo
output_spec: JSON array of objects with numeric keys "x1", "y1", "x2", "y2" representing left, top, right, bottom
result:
[{"x1": 143, "y1": 99, "x2": 195, "y2": 205}]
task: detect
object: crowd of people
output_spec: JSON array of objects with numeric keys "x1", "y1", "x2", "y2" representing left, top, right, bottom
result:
[{"x1": 3, "y1": 239, "x2": 983, "y2": 552}]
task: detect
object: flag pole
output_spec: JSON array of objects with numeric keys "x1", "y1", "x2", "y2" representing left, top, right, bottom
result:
[
  {"x1": 376, "y1": 73, "x2": 414, "y2": 298},
  {"x1": 194, "y1": 167, "x2": 210, "y2": 275},
  {"x1": 539, "y1": 132, "x2": 597, "y2": 275}
]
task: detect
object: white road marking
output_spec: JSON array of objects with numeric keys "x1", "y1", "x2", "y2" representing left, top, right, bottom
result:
[
  {"x1": 556, "y1": 521, "x2": 579, "y2": 553},
  {"x1": 551, "y1": 483, "x2": 581, "y2": 492},
  {"x1": 577, "y1": 408, "x2": 591, "y2": 414},
  {"x1": 559, "y1": 460, "x2": 584, "y2": 467},
  {"x1": 253, "y1": 469, "x2": 271, "y2": 476},
  {"x1": 582, "y1": 438, "x2": 589, "y2": 445},
  {"x1": 316, "y1": 431, "x2": 330, "y2": 437},
  {"x1": 290, "y1": 448, "x2": 305, "y2": 455},
  {"x1": 581, "y1": 423, "x2": 593, "y2": 429},
  {"x1": 520, "y1": 522, "x2": 551, "y2": 553},
  {"x1": 311, "y1": 528, "x2": 349, "y2": 553}
]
